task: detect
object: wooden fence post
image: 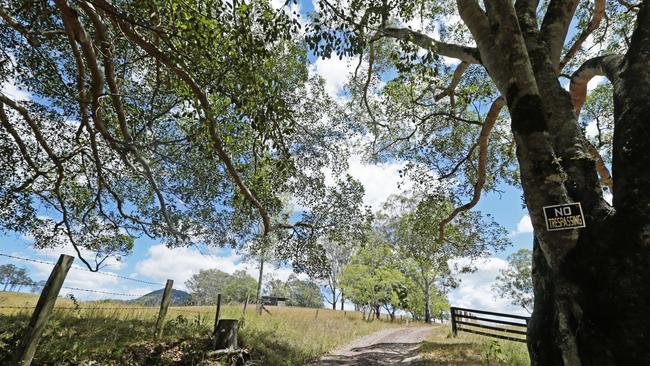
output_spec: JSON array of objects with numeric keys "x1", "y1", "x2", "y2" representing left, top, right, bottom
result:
[
  {"x1": 154, "y1": 279, "x2": 173, "y2": 339},
  {"x1": 450, "y1": 307, "x2": 458, "y2": 336},
  {"x1": 213, "y1": 293, "x2": 222, "y2": 336},
  {"x1": 16, "y1": 254, "x2": 74, "y2": 366},
  {"x1": 242, "y1": 292, "x2": 249, "y2": 317}
]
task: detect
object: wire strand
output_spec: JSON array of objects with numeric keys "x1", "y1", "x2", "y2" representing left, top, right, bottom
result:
[
  {"x1": 0, "y1": 252, "x2": 161, "y2": 285},
  {"x1": 59, "y1": 286, "x2": 147, "y2": 297}
]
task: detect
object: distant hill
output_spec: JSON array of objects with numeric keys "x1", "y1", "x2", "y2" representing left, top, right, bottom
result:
[{"x1": 130, "y1": 289, "x2": 190, "y2": 306}]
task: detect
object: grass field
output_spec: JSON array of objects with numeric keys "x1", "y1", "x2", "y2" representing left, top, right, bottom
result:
[
  {"x1": 419, "y1": 326, "x2": 530, "y2": 366},
  {"x1": 0, "y1": 291, "x2": 407, "y2": 365}
]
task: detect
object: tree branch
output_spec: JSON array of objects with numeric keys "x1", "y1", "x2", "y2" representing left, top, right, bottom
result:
[
  {"x1": 57, "y1": 0, "x2": 183, "y2": 239},
  {"x1": 436, "y1": 97, "x2": 504, "y2": 244},
  {"x1": 380, "y1": 27, "x2": 481, "y2": 64},
  {"x1": 540, "y1": 0, "x2": 580, "y2": 69},
  {"x1": 93, "y1": 0, "x2": 272, "y2": 234},
  {"x1": 569, "y1": 54, "x2": 624, "y2": 116},
  {"x1": 0, "y1": 7, "x2": 40, "y2": 47},
  {"x1": 559, "y1": 0, "x2": 606, "y2": 71}
]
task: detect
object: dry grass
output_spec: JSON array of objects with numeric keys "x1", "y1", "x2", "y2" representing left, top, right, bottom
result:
[
  {"x1": 0, "y1": 292, "x2": 406, "y2": 365},
  {"x1": 419, "y1": 326, "x2": 530, "y2": 366}
]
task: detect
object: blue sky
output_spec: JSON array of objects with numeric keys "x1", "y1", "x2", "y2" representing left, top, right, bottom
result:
[{"x1": 7, "y1": 0, "x2": 607, "y2": 316}]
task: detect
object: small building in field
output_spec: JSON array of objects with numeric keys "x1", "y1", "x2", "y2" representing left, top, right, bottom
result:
[{"x1": 262, "y1": 295, "x2": 287, "y2": 306}]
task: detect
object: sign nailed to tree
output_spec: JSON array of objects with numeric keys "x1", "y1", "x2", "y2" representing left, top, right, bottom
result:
[{"x1": 543, "y1": 203, "x2": 586, "y2": 231}]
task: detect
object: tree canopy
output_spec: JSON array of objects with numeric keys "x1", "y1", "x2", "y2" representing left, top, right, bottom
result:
[{"x1": 0, "y1": 0, "x2": 369, "y2": 270}]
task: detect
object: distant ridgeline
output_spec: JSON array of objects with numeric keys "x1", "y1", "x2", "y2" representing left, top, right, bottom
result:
[{"x1": 129, "y1": 289, "x2": 190, "y2": 306}]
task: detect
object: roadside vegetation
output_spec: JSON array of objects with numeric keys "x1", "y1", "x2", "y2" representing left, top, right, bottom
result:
[
  {"x1": 419, "y1": 326, "x2": 530, "y2": 366},
  {"x1": 0, "y1": 292, "x2": 407, "y2": 365}
]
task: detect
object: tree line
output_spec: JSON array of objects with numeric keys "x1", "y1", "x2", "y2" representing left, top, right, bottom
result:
[
  {"x1": 0, "y1": 264, "x2": 44, "y2": 293},
  {"x1": 185, "y1": 268, "x2": 323, "y2": 308}
]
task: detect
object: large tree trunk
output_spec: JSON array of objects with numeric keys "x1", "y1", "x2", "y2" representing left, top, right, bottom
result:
[
  {"x1": 340, "y1": 290, "x2": 344, "y2": 311},
  {"x1": 527, "y1": 4, "x2": 650, "y2": 365},
  {"x1": 454, "y1": 2, "x2": 650, "y2": 364}
]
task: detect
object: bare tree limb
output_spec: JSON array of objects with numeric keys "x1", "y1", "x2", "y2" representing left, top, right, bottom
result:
[
  {"x1": 540, "y1": 0, "x2": 580, "y2": 69},
  {"x1": 559, "y1": 0, "x2": 606, "y2": 71},
  {"x1": 434, "y1": 62, "x2": 469, "y2": 108},
  {"x1": 569, "y1": 54, "x2": 624, "y2": 115},
  {"x1": 380, "y1": 27, "x2": 481, "y2": 64},
  {"x1": 56, "y1": 0, "x2": 182, "y2": 239},
  {"x1": 587, "y1": 142, "x2": 613, "y2": 191},
  {"x1": 436, "y1": 97, "x2": 504, "y2": 244}
]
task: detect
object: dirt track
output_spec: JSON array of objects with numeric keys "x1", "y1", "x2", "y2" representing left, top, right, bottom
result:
[{"x1": 314, "y1": 326, "x2": 434, "y2": 365}]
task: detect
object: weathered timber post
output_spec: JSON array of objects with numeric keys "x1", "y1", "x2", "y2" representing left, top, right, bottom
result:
[
  {"x1": 16, "y1": 254, "x2": 73, "y2": 366},
  {"x1": 450, "y1": 307, "x2": 458, "y2": 336},
  {"x1": 213, "y1": 293, "x2": 222, "y2": 336},
  {"x1": 242, "y1": 292, "x2": 249, "y2": 316},
  {"x1": 214, "y1": 319, "x2": 239, "y2": 350},
  {"x1": 314, "y1": 308, "x2": 319, "y2": 319},
  {"x1": 154, "y1": 279, "x2": 174, "y2": 339}
]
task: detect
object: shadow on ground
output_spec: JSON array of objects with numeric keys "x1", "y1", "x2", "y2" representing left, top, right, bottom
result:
[{"x1": 317, "y1": 342, "x2": 425, "y2": 366}]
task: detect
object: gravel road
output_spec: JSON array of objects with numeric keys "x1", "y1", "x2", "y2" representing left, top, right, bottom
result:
[{"x1": 313, "y1": 326, "x2": 434, "y2": 365}]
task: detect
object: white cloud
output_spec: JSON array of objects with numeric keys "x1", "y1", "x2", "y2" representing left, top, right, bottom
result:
[
  {"x1": 585, "y1": 120, "x2": 599, "y2": 138},
  {"x1": 346, "y1": 157, "x2": 412, "y2": 210},
  {"x1": 1, "y1": 83, "x2": 29, "y2": 101},
  {"x1": 25, "y1": 259, "x2": 154, "y2": 301},
  {"x1": 134, "y1": 244, "x2": 299, "y2": 291},
  {"x1": 513, "y1": 214, "x2": 533, "y2": 235},
  {"x1": 587, "y1": 75, "x2": 605, "y2": 91},
  {"x1": 448, "y1": 257, "x2": 528, "y2": 316},
  {"x1": 30, "y1": 244, "x2": 125, "y2": 271},
  {"x1": 135, "y1": 244, "x2": 245, "y2": 290},
  {"x1": 308, "y1": 56, "x2": 355, "y2": 98}
]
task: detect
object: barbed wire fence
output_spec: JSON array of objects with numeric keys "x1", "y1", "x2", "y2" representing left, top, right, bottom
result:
[
  {"x1": 0, "y1": 251, "x2": 183, "y2": 365},
  {"x1": 0, "y1": 252, "x2": 159, "y2": 305}
]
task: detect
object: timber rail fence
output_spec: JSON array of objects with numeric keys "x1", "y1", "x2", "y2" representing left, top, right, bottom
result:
[{"x1": 450, "y1": 306, "x2": 529, "y2": 343}]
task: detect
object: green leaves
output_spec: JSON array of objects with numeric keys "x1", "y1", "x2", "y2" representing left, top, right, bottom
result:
[{"x1": 492, "y1": 248, "x2": 533, "y2": 313}]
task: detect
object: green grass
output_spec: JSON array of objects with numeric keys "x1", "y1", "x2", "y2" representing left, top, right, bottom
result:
[
  {"x1": 419, "y1": 326, "x2": 530, "y2": 366},
  {"x1": 0, "y1": 291, "x2": 405, "y2": 365}
]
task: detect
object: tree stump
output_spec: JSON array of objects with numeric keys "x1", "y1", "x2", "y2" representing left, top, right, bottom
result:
[{"x1": 213, "y1": 319, "x2": 238, "y2": 350}]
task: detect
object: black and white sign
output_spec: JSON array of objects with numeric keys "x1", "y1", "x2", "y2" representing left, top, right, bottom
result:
[{"x1": 542, "y1": 203, "x2": 586, "y2": 231}]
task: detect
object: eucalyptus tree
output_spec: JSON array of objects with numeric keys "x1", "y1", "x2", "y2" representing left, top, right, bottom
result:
[
  {"x1": 315, "y1": 237, "x2": 358, "y2": 310},
  {"x1": 379, "y1": 193, "x2": 509, "y2": 323},
  {"x1": 339, "y1": 237, "x2": 405, "y2": 320},
  {"x1": 0, "y1": 0, "x2": 368, "y2": 271},
  {"x1": 309, "y1": 1, "x2": 650, "y2": 363},
  {"x1": 492, "y1": 248, "x2": 534, "y2": 313}
]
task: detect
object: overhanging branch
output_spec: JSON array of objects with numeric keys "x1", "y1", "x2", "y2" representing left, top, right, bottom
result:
[
  {"x1": 436, "y1": 97, "x2": 504, "y2": 244},
  {"x1": 380, "y1": 27, "x2": 481, "y2": 64}
]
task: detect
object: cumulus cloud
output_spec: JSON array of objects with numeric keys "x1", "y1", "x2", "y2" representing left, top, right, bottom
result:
[
  {"x1": 24, "y1": 257, "x2": 155, "y2": 301},
  {"x1": 448, "y1": 257, "x2": 528, "y2": 316},
  {"x1": 587, "y1": 75, "x2": 605, "y2": 91},
  {"x1": 346, "y1": 157, "x2": 412, "y2": 210},
  {"x1": 308, "y1": 56, "x2": 356, "y2": 98},
  {"x1": 512, "y1": 214, "x2": 533, "y2": 236},
  {"x1": 134, "y1": 244, "x2": 298, "y2": 291}
]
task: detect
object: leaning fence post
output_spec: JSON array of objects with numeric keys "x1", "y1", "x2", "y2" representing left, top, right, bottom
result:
[
  {"x1": 213, "y1": 293, "x2": 222, "y2": 336},
  {"x1": 16, "y1": 254, "x2": 74, "y2": 366},
  {"x1": 450, "y1": 307, "x2": 458, "y2": 336},
  {"x1": 242, "y1": 292, "x2": 249, "y2": 317},
  {"x1": 154, "y1": 279, "x2": 174, "y2": 339}
]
